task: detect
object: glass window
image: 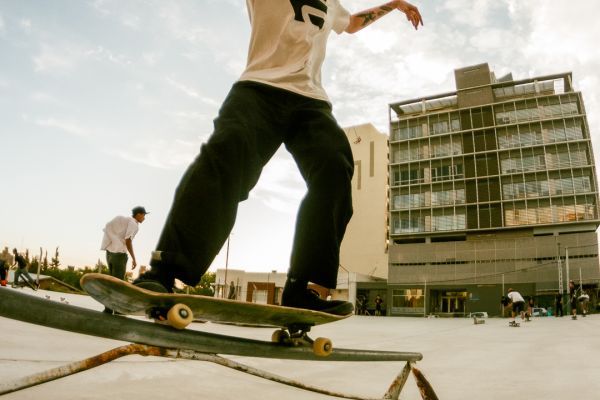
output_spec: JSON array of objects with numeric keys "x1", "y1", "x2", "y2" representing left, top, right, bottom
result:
[{"x1": 392, "y1": 289, "x2": 425, "y2": 310}]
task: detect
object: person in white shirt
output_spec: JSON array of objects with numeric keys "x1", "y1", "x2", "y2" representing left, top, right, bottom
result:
[
  {"x1": 135, "y1": 1, "x2": 423, "y2": 316},
  {"x1": 507, "y1": 288, "x2": 526, "y2": 324},
  {"x1": 101, "y1": 206, "x2": 148, "y2": 281}
]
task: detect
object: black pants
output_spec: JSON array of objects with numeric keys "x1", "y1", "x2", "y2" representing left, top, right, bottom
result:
[
  {"x1": 106, "y1": 251, "x2": 128, "y2": 280},
  {"x1": 154, "y1": 81, "x2": 354, "y2": 288}
]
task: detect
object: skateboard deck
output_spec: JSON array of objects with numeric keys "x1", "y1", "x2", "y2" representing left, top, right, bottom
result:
[{"x1": 81, "y1": 273, "x2": 350, "y2": 356}]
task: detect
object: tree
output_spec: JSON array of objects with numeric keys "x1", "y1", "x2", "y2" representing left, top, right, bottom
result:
[
  {"x1": 95, "y1": 259, "x2": 109, "y2": 274},
  {"x1": 185, "y1": 272, "x2": 216, "y2": 296}
]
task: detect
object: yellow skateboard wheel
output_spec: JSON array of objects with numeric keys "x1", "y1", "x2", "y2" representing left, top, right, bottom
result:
[
  {"x1": 312, "y1": 337, "x2": 333, "y2": 357},
  {"x1": 166, "y1": 303, "x2": 194, "y2": 329}
]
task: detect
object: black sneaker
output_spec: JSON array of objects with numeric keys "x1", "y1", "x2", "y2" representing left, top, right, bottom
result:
[
  {"x1": 281, "y1": 279, "x2": 353, "y2": 316},
  {"x1": 133, "y1": 269, "x2": 173, "y2": 293}
]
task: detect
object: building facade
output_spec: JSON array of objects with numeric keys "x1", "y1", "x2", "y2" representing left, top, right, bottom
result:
[
  {"x1": 341, "y1": 123, "x2": 389, "y2": 279},
  {"x1": 388, "y1": 63, "x2": 600, "y2": 316}
]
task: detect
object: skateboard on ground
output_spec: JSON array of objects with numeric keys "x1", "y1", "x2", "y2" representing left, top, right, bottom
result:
[
  {"x1": 508, "y1": 321, "x2": 520, "y2": 327},
  {"x1": 81, "y1": 273, "x2": 351, "y2": 356}
]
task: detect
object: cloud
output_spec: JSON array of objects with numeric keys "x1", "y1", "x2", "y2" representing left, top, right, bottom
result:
[
  {"x1": 33, "y1": 44, "x2": 80, "y2": 72},
  {"x1": 165, "y1": 77, "x2": 221, "y2": 107},
  {"x1": 84, "y1": 46, "x2": 132, "y2": 67},
  {"x1": 249, "y1": 152, "x2": 305, "y2": 213},
  {"x1": 30, "y1": 92, "x2": 61, "y2": 105},
  {"x1": 35, "y1": 118, "x2": 91, "y2": 138},
  {"x1": 108, "y1": 138, "x2": 198, "y2": 169}
]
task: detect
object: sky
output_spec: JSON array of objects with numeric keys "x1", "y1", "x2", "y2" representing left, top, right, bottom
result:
[{"x1": 2, "y1": 0, "x2": 600, "y2": 275}]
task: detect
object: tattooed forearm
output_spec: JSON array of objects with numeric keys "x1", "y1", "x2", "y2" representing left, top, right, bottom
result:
[{"x1": 356, "y1": 6, "x2": 394, "y2": 27}]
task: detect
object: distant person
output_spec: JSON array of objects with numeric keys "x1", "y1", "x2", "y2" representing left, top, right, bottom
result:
[
  {"x1": 568, "y1": 280, "x2": 578, "y2": 320},
  {"x1": 527, "y1": 296, "x2": 534, "y2": 319},
  {"x1": 11, "y1": 248, "x2": 38, "y2": 290},
  {"x1": 555, "y1": 294, "x2": 564, "y2": 317},
  {"x1": 132, "y1": 0, "x2": 423, "y2": 317},
  {"x1": 227, "y1": 281, "x2": 236, "y2": 300},
  {"x1": 0, "y1": 247, "x2": 12, "y2": 286},
  {"x1": 0, "y1": 257, "x2": 8, "y2": 286},
  {"x1": 101, "y1": 206, "x2": 148, "y2": 312},
  {"x1": 507, "y1": 288, "x2": 526, "y2": 326},
  {"x1": 578, "y1": 289, "x2": 590, "y2": 317},
  {"x1": 375, "y1": 295, "x2": 383, "y2": 316}
]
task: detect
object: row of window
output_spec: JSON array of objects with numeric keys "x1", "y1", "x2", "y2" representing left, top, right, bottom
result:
[
  {"x1": 393, "y1": 151, "x2": 590, "y2": 186},
  {"x1": 497, "y1": 120, "x2": 583, "y2": 149},
  {"x1": 503, "y1": 176, "x2": 592, "y2": 200},
  {"x1": 393, "y1": 176, "x2": 593, "y2": 210},
  {"x1": 505, "y1": 204, "x2": 595, "y2": 226},
  {"x1": 392, "y1": 97, "x2": 580, "y2": 141},
  {"x1": 393, "y1": 189, "x2": 467, "y2": 209},
  {"x1": 495, "y1": 102, "x2": 578, "y2": 125},
  {"x1": 393, "y1": 120, "x2": 586, "y2": 164},
  {"x1": 500, "y1": 150, "x2": 588, "y2": 174},
  {"x1": 392, "y1": 202, "x2": 597, "y2": 233}
]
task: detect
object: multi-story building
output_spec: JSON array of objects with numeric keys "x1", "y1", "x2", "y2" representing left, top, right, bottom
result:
[{"x1": 388, "y1": 63, "x2": 600, "y2": 316}]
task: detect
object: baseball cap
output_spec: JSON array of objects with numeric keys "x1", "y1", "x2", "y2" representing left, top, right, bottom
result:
[{"x1": 132, "y1": 206, "x2": 149, "y2": 216}]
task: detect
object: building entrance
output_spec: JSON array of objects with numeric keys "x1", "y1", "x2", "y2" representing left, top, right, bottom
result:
[{"x1": 437, "y1": 290, "x2": 468, "y2": 315}]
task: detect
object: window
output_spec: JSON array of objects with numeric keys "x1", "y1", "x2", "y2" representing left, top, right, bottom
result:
[{"x1": 392, "y1": 289, "x2": 424, "y2": 313}]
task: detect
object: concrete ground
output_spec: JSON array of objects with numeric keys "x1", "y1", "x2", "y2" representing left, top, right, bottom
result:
[{"x1": 1, "y1": 287, "x2": 599, "y2": 399}]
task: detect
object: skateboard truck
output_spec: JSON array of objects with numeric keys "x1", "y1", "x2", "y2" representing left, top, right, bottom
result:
[{"x1": 271, "y1": 323, "x2": 333, "y2": 357}]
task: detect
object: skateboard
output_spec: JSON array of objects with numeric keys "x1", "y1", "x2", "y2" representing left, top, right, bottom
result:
[
  {"x1": 508, "y1": 321, "x2": 520, "y2": 327},
  {"x1": 81, "y1": 273, "x2": 351, "y2": 356}
]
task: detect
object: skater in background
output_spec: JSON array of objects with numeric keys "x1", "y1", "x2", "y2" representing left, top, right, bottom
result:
[
  {"x1": 375, "y1": 295, "x2": 384, "y2": 316},
  {"x1": 11, "y1": 248, "x2": 38, "y2": 290},
  {"x1": 507, "y1": 288, "x2": 526, "y2": 326},
  {"x1": 527, "y1": 296, "x2": 534, "y2": 319},
  {"x1": 101, "y1": 206, "x2": 149, "y2": 313},
  {"x1": 101, "y1": 206, "x2": 148, "y2": 281},
  {"x1": 578, "y1": 289, "x2": 590, "y2": 317},
  {"x1": 555, "y1": 293, "x2": 564, "y2": 317},
  {"x1": 568, "y1": 280, "x2": 578, "y2": 319},
  {"x1": 134, "y1": 0, "x2": 423, "y2": 317}
]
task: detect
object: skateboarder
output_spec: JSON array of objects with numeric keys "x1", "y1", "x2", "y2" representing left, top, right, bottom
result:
[
  {"x1": 568, "y1": 280, "x2": 578, "y2": 319},
  {"x1": 101, "y1": 206, "x2": 148, "y2": 281},
  {"x1": 11, "y1": 249, "x2": 38, "y2": 290},
  {"x1": 134, "y1": 1, "x2": 423, "y2": 316},
  {"x1": 555, "y1": 293, "x2": 564, "y2": 317},
  {"x1": 101, "y1": 206, "x2": 148, "y2": 313},
  {"x1": 375, "y1": 295, "x2": 384, "y2": 316},
  {"x1": 578, "y1": 290, "x2": 590, "y2": 317},
  {"x1": 506, "y1": 288, "x2": 526, "y2": 326}
]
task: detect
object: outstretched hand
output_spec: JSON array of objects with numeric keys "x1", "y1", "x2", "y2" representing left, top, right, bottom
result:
[{"x1": 395, "y1": 0, "x2": 423, "y2": 29}]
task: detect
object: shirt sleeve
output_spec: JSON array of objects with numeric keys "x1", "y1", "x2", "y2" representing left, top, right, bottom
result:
[
  {"x1": 331, "y1": 0, "x2": 351, "y2": 34},
  {"x1": 124, "y1": 219, "x2": 139, "y2": 240}
]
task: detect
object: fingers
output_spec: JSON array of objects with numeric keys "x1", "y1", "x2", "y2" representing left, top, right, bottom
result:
[
  {"x1": 397, "y1": 1, "x2": 423, "y2": 29},
  {"x1": 406, "y1": 9, "x2": 423, "y2": 29}
]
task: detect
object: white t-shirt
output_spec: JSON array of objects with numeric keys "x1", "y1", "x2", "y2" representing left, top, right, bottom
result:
[
  {"x1": 507, "y1": 291, "x2": 525, "y2": 303},
  {"x1": 100, "y1": 216, "x2": 139, "y2": 254},
  {"x1": 239, "y1": 0, "x2": 351, "y2": 102}
]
